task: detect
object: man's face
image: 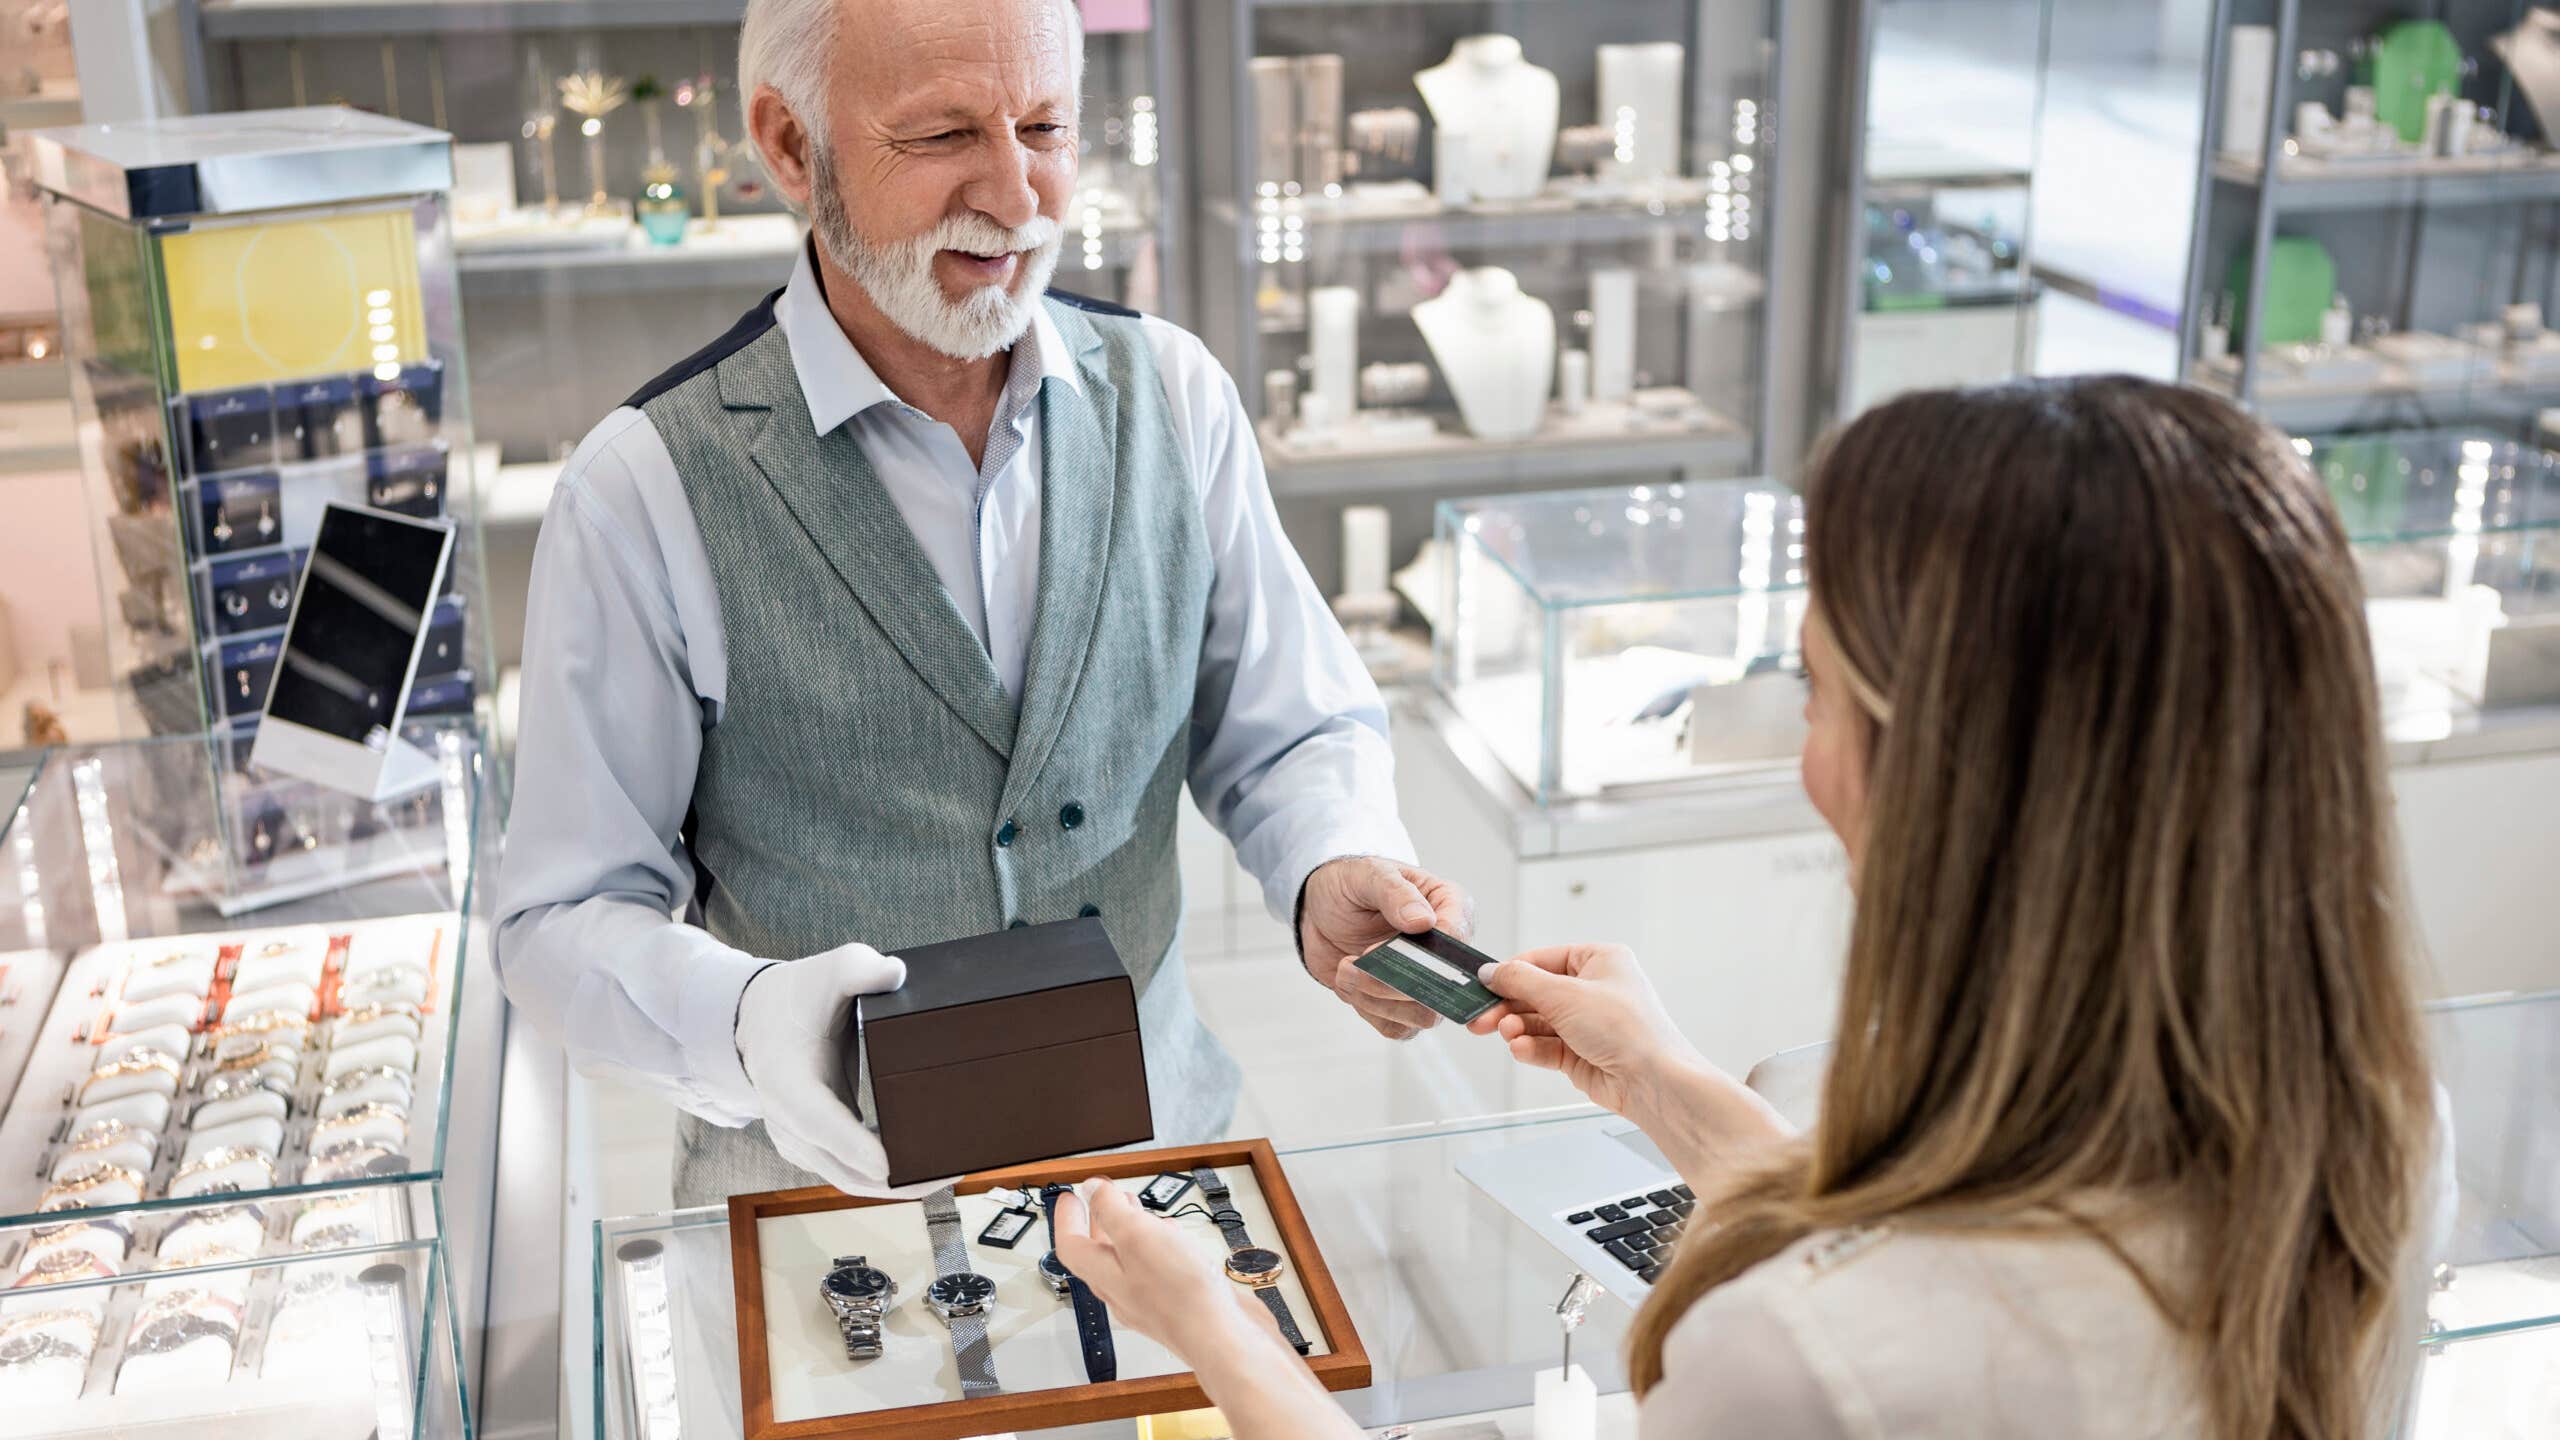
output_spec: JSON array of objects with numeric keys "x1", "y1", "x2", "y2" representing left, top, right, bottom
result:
[{"x1": 808, "y1": 0, "x2": 1079, "y2": 359}]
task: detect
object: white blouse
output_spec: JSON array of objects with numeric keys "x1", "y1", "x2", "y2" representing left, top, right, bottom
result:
[{"x1": 1638, "y1": 1219, "x2": 2209, "y2": 1438}]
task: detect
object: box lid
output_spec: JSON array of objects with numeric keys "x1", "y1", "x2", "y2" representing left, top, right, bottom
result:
[
  {"x1": 30, "y1": 107, "x2": 453, "y2": 221},
  {"x1": 860, "y1": 918, "x2": 1138, "y2": 1073}
]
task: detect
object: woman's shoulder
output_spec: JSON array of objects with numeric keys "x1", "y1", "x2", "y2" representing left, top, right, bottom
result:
[{"x1": 1643, "y1": 1220, "x2": 2205, "y2": 1439}]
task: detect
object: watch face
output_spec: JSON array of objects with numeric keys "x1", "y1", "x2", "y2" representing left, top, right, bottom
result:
[
  {"x1": 928, "y1": 1272, "x2": 996, "y2": 1311},
  {"x1": 1227, "y1": 1246, "x2": 1285, "y2": 1282},
  {"x1": 824, "y1": 1266, "x2": 893, "y2": 1302}
]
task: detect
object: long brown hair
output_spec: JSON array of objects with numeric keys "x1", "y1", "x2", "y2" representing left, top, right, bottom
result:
[{"x1": 1630, "y1": 377, "x2": 2434, "y2": 1438}]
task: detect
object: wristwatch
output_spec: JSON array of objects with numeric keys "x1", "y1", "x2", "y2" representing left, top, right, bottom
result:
[
  {"x1": 818, "y1": 1255, "x2": 897, "y2": 1361},
  {"x1": 1192, "y1": 1166, "x2": 1311, "y2": 1355},
  {"x1": 920, "y1": 1188, "x2": 1001, "y2": 1398},
  {"x1": 1038, "y1": 1184, "x2": 1116, "y2": 1383}
]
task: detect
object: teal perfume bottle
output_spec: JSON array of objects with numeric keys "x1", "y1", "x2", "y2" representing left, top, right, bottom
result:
[{"x1": 638, "y1": 163, "x2": 689, "y2": 245}]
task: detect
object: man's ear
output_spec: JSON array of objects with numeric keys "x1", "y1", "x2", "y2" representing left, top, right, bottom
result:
[{"x1": 747, "y1": 86, "x2": 816, "y2": 210}]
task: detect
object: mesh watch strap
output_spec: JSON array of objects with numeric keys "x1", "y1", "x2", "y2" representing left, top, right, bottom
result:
[
  {"x1": 922, "y1": 1188, "x2": 1000, "y2": 1398},
  {"x1": 1190, "y1": 1166, "x2": 1313, "y2": 1356},
  {"x1": 1255, "y1": 1284, "x2": 1310, "y2": 1355}
]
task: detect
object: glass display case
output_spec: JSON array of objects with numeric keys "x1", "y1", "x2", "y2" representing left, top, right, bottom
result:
[
  {"x1": 0, "y1": 727, "x2": 493, "y2": 1432},
  {"x1": 27, "y1": 108, "x2": 498, "y2": 753},
  {"x1": 1836, "y1": 0, "x2": 2046, "y2": 418},
  {"x1": 595, "y1": 1110, "x2": 1640, "y2": 1440},
  {"x1": 2311, "y1": 428, "x2": 2560, "y2": 740},
  {"x1": 1433, "y1": 477, "x2": 1807, "y2": 805},
  {"x1": 2184, "y1": 2, "x2": 2560, "y2": 434},
  {"x1": 1188, "y1": 0, "x2": 1788, "y2": 599}
]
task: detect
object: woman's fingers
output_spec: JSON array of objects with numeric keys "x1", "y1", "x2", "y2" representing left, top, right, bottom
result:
[{"x1": 1508, "y1": 1034, "x2": 1572, "y2": 1072}]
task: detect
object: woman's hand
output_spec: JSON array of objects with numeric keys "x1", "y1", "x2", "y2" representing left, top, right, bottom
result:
[
  {"x1": 1051, "y1": 1180, "x2": 1279, "y2": 1365},
  {"x1": 1473, "y1": 943, "x2": 1794, "y2": 1187},
  {"x1": 1469, "y1": 943, "x2": 1702, "y2": 1119}
]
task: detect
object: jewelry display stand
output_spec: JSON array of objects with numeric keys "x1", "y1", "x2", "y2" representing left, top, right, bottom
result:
[
  {"x1": 1412, "y1": 269, "x2": 1556, "y2": 444},
  {"x1": 1415, "y1": 37, "x2": 1561, "y2": 203},
  {"x1": 727, "y1": 1141, "x2": 1366, "y2": 1440}
]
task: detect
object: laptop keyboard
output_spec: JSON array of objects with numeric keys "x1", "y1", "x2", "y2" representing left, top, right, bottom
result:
[{"x1": 1560, "y1": 1183, "x2": 1695, "y2": 1284}]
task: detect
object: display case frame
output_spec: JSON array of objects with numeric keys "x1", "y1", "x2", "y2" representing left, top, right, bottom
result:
[{"x1": 2180, "y1": 1, "x2": 2560, "y2": 434}]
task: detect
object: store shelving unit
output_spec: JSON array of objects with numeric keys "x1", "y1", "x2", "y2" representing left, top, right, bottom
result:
[
  {"x1": 181, "y1": 1, "x2": 1186, "y2": 464},
  {"x1": 1830, "y1": 1, "x2": 2049, "y2": 421},
  {"x1": 1189, "y1": 0, "x2": 1793, "y2": 594},
  {"x1": 2180, "y1": 1, "x2": 2560, "y2": 434}
]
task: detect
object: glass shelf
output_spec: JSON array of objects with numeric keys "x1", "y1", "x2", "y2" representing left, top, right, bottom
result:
[
  {"x1": 0, "y1": 1231, "x2": 467, "y2": 1436},
  {"x1": 0, "y1": 728, "x2": 487, "y2": 1231}
]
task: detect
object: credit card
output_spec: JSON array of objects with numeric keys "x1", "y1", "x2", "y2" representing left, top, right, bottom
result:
[{"x1": 1353, "y1": 929, "x2": 1502, "y2": 1025}]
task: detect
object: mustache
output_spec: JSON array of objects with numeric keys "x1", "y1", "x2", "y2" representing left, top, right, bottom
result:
[{"x1": 911, "y1": 213, "x2": 1063, "y2": 259}]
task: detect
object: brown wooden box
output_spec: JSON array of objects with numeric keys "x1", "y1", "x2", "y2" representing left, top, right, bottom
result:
[
  {"x1": 849, "y1": 916, "x2": 1153, "y2": 1185},
  {"x1": 727, "y1": 1139, "x2": 1371, "y2": 1440}
]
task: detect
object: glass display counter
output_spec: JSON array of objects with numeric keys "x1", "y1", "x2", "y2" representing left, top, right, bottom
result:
[
  {"x1": 595, "y1": 1110, "x2": 1634, "y2": 1440},
  {"x1": 0, "y1": 728, "x2": 496, "y2": 1432},
  {"x1": 2308, "y1": 428, "x2": 2560, "y2": 740},
  {"x1": 1433, "y1": 477, "x2": 1807, "y2": 804},
  {"x1": 592, "y1": 990, "x2": 2560, "y2": 1438}
]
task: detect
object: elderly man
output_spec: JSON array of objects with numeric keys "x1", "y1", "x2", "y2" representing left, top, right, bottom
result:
[{"x1": 495, "y1": 0, "x2": 1470, "y2": 1205}]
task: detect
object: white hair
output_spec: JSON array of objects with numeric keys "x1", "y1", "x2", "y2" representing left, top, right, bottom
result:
[{"x1": 739, "y1": 0, "x2": 1086, "y2": 166}]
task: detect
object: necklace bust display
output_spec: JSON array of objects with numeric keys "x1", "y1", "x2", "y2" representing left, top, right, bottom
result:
[
  {"x1": 1415, "y1": 35, "x2": 1560, "y2": 203},
  {"x1": 1413, "y1": 267, "x2": 1556, "y2": 443}
]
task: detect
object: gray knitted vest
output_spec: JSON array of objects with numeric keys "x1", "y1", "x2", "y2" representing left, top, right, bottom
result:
[{"x1": 638, "y1": 291, "x2": 1240, "y2": 1204}]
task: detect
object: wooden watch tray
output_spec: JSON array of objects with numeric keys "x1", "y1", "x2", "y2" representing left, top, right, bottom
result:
[{"x1": 727, "y1": 1139, "x2": 1370, "y2": 1439}]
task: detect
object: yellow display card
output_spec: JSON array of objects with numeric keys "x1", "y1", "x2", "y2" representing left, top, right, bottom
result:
[{"x1": 161, "y1": 207, "x2": 428, "y2": 393}]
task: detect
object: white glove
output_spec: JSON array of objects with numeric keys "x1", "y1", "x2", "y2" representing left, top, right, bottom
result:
[{"x1": 733, "y1": 942, "x2": 946, "y2": 1199}]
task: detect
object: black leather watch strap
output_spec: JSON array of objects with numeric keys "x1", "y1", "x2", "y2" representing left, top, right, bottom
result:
[
  {"x1": 1042, "y1": 1186, "x2": 1117, "y2": 1383},
  {"x1": 1190, "y1": 1166, "x2": 1312, "y2": 1356}
]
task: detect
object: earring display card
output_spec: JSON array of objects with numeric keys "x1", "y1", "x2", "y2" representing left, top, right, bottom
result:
[
  {"x1": 363, "y1": 362, "x2": 444, "y2": 451},
  {"x1": 365, "y1": 445, "x2": 448, "y2": 520},
  {"x1": 202, "y1": 551, "x2": 305, "y2": 636},
  {"x1": 216, "y1": 634, "x2": 283, "y2": 719},
  {"x1": 275, "y1": 376, "x2": 365, "y2": 461},
  {"x1": 176, "y1": 386, "x2": 278, "y2": 478},
  {"x1": 728, "y1": 1140, "x2": 1368, "y2": 1440},
  {"x1": 415, "y1": 597, "x2": 467, "y2": 679},
  {"x1": 404, "y1": 671, "x2": 475, "y2": 719},
  {"x1": 196, "y1": 472, "x2": 281, "y2": 556}
]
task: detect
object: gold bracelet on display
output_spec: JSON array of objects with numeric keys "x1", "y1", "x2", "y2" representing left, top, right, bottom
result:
[
  {"x1": 316, "y1": 1100, "x2": 409, "y2": 1132},
  {"x1": 213, "y1": 1007, "x2": 311, "y2": 1039},
  {"x1": 174, "y1": 1146, "x2": 276, "y2": 1187},
  {"x1": 335, "y1": 1000, "x2": 423, "y2": 1030},
  {"x1": 211, "y1": 1042, "x2": 285, "y2": 1074},
  {"x1": 77, "y1": 1049, "x2": 182, "y2": 1100},
  {"x1": 196, "y1": 1071, "x2": 289, "y2": 1106},
  {"x1": 65, "y1": 1117, "x2": 150, "y2": 1153},
  {"x1": 321, "y1": 1065, "x2": 415, "y2": 1100}
]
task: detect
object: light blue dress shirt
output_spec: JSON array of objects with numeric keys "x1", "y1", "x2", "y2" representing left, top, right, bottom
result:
[{"x1": 495, "y1": 247, "x2": 1415, "y2": 1125}]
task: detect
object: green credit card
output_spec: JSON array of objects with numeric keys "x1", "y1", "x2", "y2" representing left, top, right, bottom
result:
[{"x1": 1354, "y1": 933, "x2": 1501, "y2": 1024}]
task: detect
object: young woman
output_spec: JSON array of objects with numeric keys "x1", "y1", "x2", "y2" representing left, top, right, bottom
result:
[{"x1": 1055, "y1": 376, "x2": 2440, "y2": 1438}]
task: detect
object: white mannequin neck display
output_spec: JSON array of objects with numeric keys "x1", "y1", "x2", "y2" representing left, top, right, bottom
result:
[
  {"x1": 1413, "y1": 267, "x2": 1556, "y2": 443},
  {"x1": 1415, "y1": 36, "x2": 1560, "y2": 203},
  {"x1": 2495, "y1": 9, "x2": 2560, "y2": 139}
]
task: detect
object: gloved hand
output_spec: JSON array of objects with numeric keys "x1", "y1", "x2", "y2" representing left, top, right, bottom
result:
[{"x1": 733, "y1": 942, "x2": 946, "y2": 1199}]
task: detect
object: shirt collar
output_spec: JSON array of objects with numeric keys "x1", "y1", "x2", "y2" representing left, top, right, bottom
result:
[{"x1": 775, "y1": 239, "x2": 1084, "y2": 438}]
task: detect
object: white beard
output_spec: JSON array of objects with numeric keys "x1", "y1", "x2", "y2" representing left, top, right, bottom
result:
[{"x1": 809, "y1": 148, "x2": 1064, "y2": 361}]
